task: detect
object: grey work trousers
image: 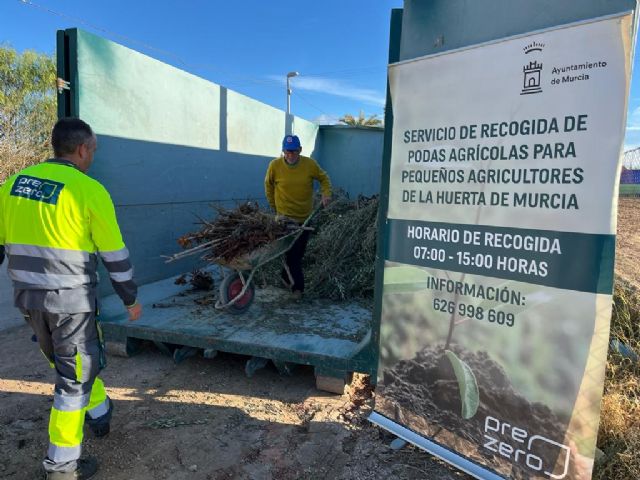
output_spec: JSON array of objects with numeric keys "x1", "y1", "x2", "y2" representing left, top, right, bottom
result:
[{"x1": 22, "y1": 309, "x2": 109, "y2": 473}]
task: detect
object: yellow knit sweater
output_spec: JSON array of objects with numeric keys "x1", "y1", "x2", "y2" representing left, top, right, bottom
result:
[{"x1": 264, "y1": 155, "x2": 331, "y2": 222}]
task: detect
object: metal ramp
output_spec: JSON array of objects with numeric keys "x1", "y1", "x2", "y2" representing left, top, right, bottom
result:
[{"x1": 98, "y1": 273, "x2": 375, "y2": 394}]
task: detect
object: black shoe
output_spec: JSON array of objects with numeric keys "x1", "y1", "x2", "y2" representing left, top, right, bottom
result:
[
  {"x1": 45, "y1": 456, "x2": 98, "y2": 479},
  {"x1": 85, "y1": 399, "x2": 113, "y2": 438},
  {"x1": 89, "y1": 420, "x2": 110, "y2": 438}
]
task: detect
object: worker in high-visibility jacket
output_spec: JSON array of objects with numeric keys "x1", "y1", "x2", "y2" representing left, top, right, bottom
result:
[{"x1": 0, "y1": 117, "x2": 142, "y2": 480}]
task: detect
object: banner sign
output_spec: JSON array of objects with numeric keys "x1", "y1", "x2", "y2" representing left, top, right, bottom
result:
[{"x1": 372, "y1": 14, "x2": 634, "y2": 480}]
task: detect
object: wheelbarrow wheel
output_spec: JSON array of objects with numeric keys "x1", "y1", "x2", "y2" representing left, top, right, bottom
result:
[{"x1": 219, "y1": 272, "x2": 255, "y2": 314}]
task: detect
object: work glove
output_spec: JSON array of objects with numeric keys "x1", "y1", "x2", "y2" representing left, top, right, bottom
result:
[{"x1": 126, "y1": 302, "x2": 143, "y2": 321}]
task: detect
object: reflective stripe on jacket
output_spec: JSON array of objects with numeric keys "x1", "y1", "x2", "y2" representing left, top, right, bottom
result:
[{"x1": 0, "y1": 159, "x2": 137, "y2": 310}]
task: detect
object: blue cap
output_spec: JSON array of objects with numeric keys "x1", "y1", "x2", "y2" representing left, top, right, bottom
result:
[{"x1": 282, "y1": 135, "x2": 301, "y2": 151}]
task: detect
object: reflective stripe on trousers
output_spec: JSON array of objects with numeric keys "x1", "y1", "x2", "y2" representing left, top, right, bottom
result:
[{"x1": 87, "y1": 378, "x2": 109, "y2": 419}]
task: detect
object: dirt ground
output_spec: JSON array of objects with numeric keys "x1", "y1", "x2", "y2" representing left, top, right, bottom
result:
[
  {"x1": 1, "y1": 198, "x2": 637, "y2": 480},
  {"x1": 0, "y1": 327, "x2": 467, "y2": 480},
  {"x1": 616, "y1": 197, "x2": 640, "y2": 290}
]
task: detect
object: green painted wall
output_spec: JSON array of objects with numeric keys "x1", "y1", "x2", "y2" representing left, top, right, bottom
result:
[
  {"x1": 75, "y1": 30, "x2": 221, "y2": 149},
  {"x1": 65, "y1": 29, "x2": 321, "y2": 288},
  {"x1": 399, "y1": 0, "x2": 637, "y2": 61},
  {"x1": 318, "y1": 126, "x2": 384, "y2": 197}
]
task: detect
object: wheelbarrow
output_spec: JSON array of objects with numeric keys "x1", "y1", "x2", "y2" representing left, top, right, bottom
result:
[{"x1": 214, "y1": 207, "x2": 320, "y2": 314}]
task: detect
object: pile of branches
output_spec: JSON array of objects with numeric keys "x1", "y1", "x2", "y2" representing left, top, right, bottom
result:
[
  {"x1": 303, "y1": 192, "x2": 378, "y2": 301},
  {"x1": 172, "y1": 202, "x2": 290, "y2": 263},
  {"x1": 174, "y1": 269, "x2": 215, "y2": 290},
  {"x1": 171, "y1": 194, "x2": 380, "y2": 302}
]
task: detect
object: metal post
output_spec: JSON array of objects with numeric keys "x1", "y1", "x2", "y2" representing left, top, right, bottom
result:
[
  {"x1": 286, "y1": 76, "x2": 291, "y2": 116},
  {"x1": 286, "y1": 71, "x2": 299, "y2": 133}
]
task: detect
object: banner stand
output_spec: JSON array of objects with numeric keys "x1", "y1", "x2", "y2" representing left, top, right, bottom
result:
[
  {"x1": 371, "y1": 9, "x2": 636, "y2": 480},
  {"x1": 369, "y1": 411, "x2": 504, "y2": 480}
]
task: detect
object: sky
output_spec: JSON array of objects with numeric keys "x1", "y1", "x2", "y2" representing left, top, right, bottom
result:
[
  {"x1": 1, "y1": 0, "x2": 402, "y2": 125},
  {"x1": 2, "y1": 0, "x2": 640, "y2": 152}
]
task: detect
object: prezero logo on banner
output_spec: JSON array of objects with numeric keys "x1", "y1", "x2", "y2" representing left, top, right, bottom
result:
[{"x1": 372, "y1": 14, "x2": 633, "y2": 480}]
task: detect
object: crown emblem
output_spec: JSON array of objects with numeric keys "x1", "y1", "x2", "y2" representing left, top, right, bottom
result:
[{"x1": 523, "y1": 41, "x2": 545, "y2": 54}]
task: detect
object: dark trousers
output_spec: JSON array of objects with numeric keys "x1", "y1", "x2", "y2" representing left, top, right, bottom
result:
[{"x1": 282, "y1": 230, "x2": 310, "y2": 293}]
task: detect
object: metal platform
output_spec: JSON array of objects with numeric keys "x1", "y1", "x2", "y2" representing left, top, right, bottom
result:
[{"x1": 97, "y1": 272, "x2": 376, "y2": 393}]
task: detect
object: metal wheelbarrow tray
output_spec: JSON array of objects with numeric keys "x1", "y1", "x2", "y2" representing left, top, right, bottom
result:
[{"x1": 214, "y1": 208, "x2": 318, "y2": 314}]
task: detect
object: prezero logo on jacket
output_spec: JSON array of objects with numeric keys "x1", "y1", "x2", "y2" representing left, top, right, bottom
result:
[{"x1": 10, "y1": 175, "x2": 65, "y2": 205}]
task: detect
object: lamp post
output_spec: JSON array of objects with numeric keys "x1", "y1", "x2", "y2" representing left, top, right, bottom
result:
[{"x1": 286, "y1": 71, "x2": 299, "y2": 117}]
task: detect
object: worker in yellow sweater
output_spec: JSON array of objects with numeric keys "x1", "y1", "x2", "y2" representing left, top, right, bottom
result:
[{"x1": 265, "y1": 135, "x2": 331, "y2": 298}]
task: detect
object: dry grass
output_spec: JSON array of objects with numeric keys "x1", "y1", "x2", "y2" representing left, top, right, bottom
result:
[
  {"x1": 594, "y1": 281, "x2": 640, "y2": 479},
  {"x1": 0, "y1": 140, "x2": 46, "y2": 184}
]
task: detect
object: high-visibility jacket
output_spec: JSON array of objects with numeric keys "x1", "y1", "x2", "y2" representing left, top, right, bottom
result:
[{"x1": 0, "y1": 159, "x2": 136, "y2": 311}]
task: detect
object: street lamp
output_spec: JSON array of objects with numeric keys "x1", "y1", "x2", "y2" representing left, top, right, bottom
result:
[{"x1": 286, "y1": 71, "x2": 299, "y2": 117}]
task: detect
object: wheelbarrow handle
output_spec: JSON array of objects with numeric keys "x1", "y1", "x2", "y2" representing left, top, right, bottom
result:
[{"x1": 300, "y1": 204, "x2": 323, "y2": 228}]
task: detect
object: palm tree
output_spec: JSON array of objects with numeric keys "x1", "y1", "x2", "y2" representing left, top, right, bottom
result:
[{"x1": 339, "y1": 110, "x2": 382, "y2": 127}]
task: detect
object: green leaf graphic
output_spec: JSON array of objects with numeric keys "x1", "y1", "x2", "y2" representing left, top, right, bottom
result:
[
  {"x1": 383, "y1": 266, "x2": 431, "y2": 294},
  {"x1": 445, "y1": 350, "x2": 480, "y2": 419}
]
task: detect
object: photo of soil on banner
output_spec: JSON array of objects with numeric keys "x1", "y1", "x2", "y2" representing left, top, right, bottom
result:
[{"x1": 376, "y1": 265, "x2": 608, "y2": 479}]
